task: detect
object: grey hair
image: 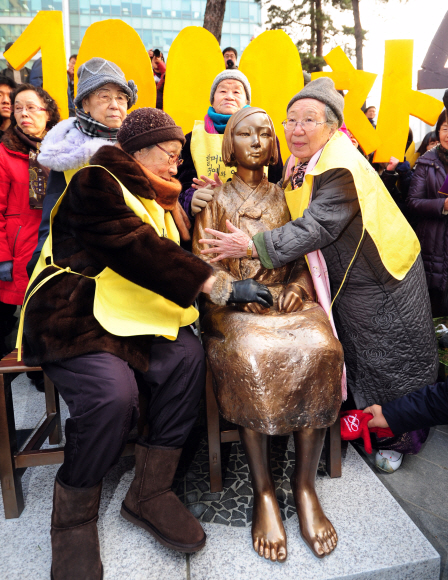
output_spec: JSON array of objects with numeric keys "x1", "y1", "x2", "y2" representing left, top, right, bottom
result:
[{"x1": 324, "y1": 105, "x2": 339, "y2": 128}]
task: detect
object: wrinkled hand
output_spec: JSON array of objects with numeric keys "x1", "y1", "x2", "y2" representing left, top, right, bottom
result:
[
  {"x1": 241, "y1": 302, "x2": 270, "y2": 314},
  {"x1": 192, "y1": 173, "x2": 223, "y2": 190},
  {"x1": 444, "y1": 198, "x2": 448, "y2": 212},
  {"x1": 191, "y1": 185, "x2": 215, "y2": 215},
  {"x1": 386, "y1": 156, "x2": 400, "y2": 172},
  {"x1": 0, "y1": 260, "x2": 13, "y2": 282},
  {"x1": 199, "y1": 220, "x2": 253, "y2": 263},
  {"x1": 278, "y1": 283, "x2": 304, "y2": 313},
  {"x1": 363, "y1": 404, "x2": 389, "y2": 429},
  {"x1": 228, "y1": 279, "x2": 273, "y2": 309}
]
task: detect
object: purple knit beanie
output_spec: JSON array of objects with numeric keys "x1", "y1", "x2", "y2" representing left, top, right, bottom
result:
[{"x1": 117, "y1": 107, "x2": 185, "y2": 154}]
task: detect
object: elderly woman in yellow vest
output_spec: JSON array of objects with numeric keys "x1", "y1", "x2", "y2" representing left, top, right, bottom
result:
[
  {"x1": 177, "y1": 70, "x2": 283, "y2": 226},
  {"x1": 198, "y1": 78, "x2": 439, "y2": 474},
  {"x1": 19, "y1": 108, "x2": 273, "y2": 580}
]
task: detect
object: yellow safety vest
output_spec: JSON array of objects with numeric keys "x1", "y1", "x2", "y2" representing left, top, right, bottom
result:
[
  {"x1": 16, "y1": 166, "x2": 198, "y2": 360},
  {"x1": 190, "y1": 120, "x2": 236, "y2": 182},
  {"x1": 284, "y1": 130, "x2": 420, "y2": 282}
]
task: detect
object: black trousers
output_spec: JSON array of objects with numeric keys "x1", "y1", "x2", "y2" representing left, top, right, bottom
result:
[{"x1": 42, "y1": 327, "x2": 205, "y2": 488}]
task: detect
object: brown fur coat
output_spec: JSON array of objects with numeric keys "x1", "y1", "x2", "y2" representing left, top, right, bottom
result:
[{"x1": 22, "y1": 145, "x2": 212, "y2": 371}]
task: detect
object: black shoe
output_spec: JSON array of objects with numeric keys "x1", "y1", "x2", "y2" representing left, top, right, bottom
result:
[{"x1": 26, "y1": 371, "x2": 45, "y2": 392}]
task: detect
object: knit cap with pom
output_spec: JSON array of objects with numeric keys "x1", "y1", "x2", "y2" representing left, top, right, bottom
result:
[{"x1": 117, "y1": 108, "x2": 185, "y2": 154}]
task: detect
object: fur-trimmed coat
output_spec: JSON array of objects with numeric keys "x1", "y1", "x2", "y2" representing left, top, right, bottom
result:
[
  {"x1": 22, "y1": 146, "x2": 213, "y2": 372},
  {"x1": 0, "y1": 128, "x2": 42, "y2": 305},
  {"x1": 32, "y1": 117, "x2": 116, "y2": 260}
]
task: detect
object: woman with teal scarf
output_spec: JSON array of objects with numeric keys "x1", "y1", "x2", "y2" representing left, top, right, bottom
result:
[{"x1": 177, "y1": 70, "x2": 283, "y2": 228}]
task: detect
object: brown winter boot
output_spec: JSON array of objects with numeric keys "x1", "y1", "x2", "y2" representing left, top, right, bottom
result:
[
  {"x1": 50, "y1": 472, "x2": 103, "y2": 580},
  {"x1": 121, "y1": 443, "x2": 206, "y2": 553}
]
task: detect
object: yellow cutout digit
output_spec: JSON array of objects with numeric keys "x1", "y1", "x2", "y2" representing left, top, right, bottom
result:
[
  {"x1": 240, "y1": 30, "x2": 304, "y2": 162},
  {"x1": 75, "y1": 20, "x2": 155, "y2": 111},
  {"x1": 164, "y1": 27, "x2": 224, "y2": 136},
  {"x1": 4, "y1": 11, "x2": 68, "y2": 119},
  {"x1": 374, "y1": 40, "x2": 443, "y2": 162}
]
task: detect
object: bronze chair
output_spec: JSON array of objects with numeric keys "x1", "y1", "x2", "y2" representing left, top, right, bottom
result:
[
  {"x1": 0, "y1": 349, "x2": 137, "y2": 519},
  {"x1": 205, "y1": 362, "x2": 342, "y2": 493}
]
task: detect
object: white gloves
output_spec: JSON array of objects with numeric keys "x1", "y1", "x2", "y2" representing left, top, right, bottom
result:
[{"x1": 191, "y1": 186, "x2": 215, "y2": 215}]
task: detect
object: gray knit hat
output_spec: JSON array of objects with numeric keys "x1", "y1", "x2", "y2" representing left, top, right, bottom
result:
[
  {"x1": 287, "y1": 77, "x2": 344, "y2": 127},
  {"x1": 74, "y1": 57, "x2": 138, "y2": 109},
  {"x1": 210, "y1": 70, "x2": 251, "y2": 105}
]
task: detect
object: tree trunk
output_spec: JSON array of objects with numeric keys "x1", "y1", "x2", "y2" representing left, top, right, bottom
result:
[
  {"x1": 203, "y1": 0, "x2": 227, "y2": 44},
  {"x1": 310, "y1": 0, "x2": 316, "y2": 57},
  {"x1": 316, "y1": 0, "x2": 323, "y2": 59},
  {"x1": 352, "y1": 0, "x2": 363, "y2": 70}
]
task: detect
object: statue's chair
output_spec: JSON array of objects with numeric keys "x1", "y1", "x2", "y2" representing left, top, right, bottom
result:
[{"x1": 205, "y1": 361, "x2": 342, "y2": 493}]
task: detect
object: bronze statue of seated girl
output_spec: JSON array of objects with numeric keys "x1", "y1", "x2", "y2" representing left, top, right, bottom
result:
[{"x1": 192, "y1": 107, "x2": 343, "y2": 562}]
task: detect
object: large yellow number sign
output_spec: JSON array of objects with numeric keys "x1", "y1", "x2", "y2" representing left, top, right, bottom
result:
[
  {"x1": 75, "y1": 20, "x2": 156, "y2": 112},
  {"x1": 164, "y1": 26, "x2": 224, "y2": 137},
  {"x1": 4, "y1": 11, "x2": 68, "y2": 119},
  {"x1": 5, "y1": 13, "x2": 445, "y2": 163}
]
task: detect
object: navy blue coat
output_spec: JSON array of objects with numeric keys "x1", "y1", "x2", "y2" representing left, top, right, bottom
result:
[{"x1": 383, "y1": 380, "x2": 448, "y2": 434}]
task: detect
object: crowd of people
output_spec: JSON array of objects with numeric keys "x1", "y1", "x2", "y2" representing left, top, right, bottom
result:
[{"x1": 0, "y1": 40, "x2": 447, "y2": 578}]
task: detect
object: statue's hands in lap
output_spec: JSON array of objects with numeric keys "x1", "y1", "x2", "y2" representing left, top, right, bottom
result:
[
  {"x1": 228, "y1": 279, "x2": 273, "y2": 309},
  {"x1": 241, "y1": 302, "x2": 271, "y2": 315},
  {"x1": 278, "y1": 283, "x2": 304, "y2": 313}
]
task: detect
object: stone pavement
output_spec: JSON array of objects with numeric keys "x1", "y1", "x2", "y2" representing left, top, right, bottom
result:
[{"x1": 0, "y1": 373, "x2": 442, "y2": 579}]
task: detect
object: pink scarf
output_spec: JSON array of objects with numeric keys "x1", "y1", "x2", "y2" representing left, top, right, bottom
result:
[{"x1": 285, "y1": 151, "x2": 347, "y2": 400}]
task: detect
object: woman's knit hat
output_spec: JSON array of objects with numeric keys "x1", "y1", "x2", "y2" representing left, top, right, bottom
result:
[
  {"x1": 210, "y1": 70, "x2": 251, "y2": 105},
  {"x1": 117, "y1": 107, "x2": 185, "y2": 154},
  {"x1": 287, "y1": 77, "x2": 344, "y2": 128},
  {"x1": 74, "y1": 58, "x2": 138, "y2": 109}
]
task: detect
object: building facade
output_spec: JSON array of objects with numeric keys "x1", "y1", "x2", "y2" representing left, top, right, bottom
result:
[{"x1": 0, "y1": 0, "x2": 262, "y2": 70}]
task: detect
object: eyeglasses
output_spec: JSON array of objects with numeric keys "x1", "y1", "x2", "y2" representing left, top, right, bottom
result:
[
  {"x1": 14, "y1": 102, "x2": 47, "y2": 114},
  {"x1": 156, "y1": 143, "x2": 184, "y2": 167},
  {"x1": 92, "y1": 89, "x2": 130, "y2": 106},
  {"x1": 282, "y1": 118, "x2": 325, "y2": 132}
]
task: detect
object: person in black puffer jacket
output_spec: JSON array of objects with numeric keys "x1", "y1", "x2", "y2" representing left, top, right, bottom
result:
[{"x1": 407, "y1": 94, "x2": 448, "y2": 317}]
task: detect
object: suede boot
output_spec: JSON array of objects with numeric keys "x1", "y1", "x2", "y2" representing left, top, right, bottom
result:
[
  {"x1": 121, "y1": 443, "x2": 206, "y2": 553},
  {"x1": 51, "y1": 472, "x2": 103, "y2": 580}
]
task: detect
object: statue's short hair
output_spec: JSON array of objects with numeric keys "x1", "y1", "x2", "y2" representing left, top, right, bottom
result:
[{"x1": 222, "y1": 107, "x2": 279, "y2": 168}]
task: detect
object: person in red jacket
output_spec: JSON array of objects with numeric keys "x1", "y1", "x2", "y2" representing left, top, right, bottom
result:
[{"x1": 0, "y1": 83, "x2": 59, "y2": 357}]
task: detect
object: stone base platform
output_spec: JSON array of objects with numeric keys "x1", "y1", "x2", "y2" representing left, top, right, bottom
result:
[
  {"x1": 0, "y1": 374, "x2": 441, "y2": 580},
  {"x1": 191, "y1": 445, "x2": 440, "y2": 580}
]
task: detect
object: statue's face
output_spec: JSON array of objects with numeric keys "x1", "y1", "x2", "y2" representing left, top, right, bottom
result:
[{"x1": 232, "y1": 112, "x2": 273, "y2": 169}]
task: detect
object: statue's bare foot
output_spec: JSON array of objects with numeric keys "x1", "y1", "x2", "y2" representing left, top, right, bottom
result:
[
  {"x1": 293, "y1": 484, "x2": 338, "y2": 558},
  {"x1": 251, "y1": 490, "x2": 287, "y2": 562}
]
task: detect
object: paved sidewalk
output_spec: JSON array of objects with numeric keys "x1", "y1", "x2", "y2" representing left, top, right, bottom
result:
[{"x1": 355, "y1": 427, "x2": 448, "y2": 580}]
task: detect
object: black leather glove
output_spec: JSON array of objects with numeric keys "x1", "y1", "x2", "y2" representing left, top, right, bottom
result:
[{"x1": 228, "y1": 279, "x2": 273, "y2": 309}]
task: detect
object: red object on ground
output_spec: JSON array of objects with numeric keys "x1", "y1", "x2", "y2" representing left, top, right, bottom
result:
[{"x1": 340, "y1": 410, "x2": 394, "y2": 454}]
